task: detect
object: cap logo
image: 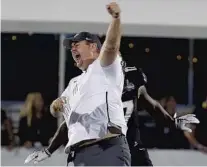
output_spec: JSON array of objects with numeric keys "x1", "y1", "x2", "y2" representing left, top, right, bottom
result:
[{"x1": 74, "y1": 33, "x2": 79, "y2": 38}]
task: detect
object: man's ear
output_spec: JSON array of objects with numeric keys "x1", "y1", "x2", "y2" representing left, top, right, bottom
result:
[{"x1": 90, "y1": 43, "x2": 98, "y2": 52}]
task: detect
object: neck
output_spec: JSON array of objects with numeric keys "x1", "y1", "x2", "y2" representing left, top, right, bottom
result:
[{"x1": 81, "y1": 59, "x2": 96, "y2": 72}]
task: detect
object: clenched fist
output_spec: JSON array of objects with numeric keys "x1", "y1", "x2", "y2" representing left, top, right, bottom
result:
[
  {"x1": 50, "y1": 97, "x2": 67, "y2": 117},
  {"x1": 106, "y1": 2, "x2": 121, "y2": 19}
]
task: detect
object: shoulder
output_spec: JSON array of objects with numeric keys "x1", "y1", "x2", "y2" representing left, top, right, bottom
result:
[
  {"x1": 100, "y1": 56, "x2": 123, "y2": 77},
  {"x1": 61, "y1": 75, "x2": 81, "y2": 96},
  {"x1": 70, "y1": 76, "x2": 79, "y2": 83},
  {"x1": 99, "y1": 54, "x2": 122, "y2": 68},
  {"x1": 67, "y1": 75, "x2": 80, "y2": 87}
]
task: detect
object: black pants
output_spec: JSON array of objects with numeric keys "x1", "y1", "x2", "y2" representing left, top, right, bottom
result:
[
  {"x1": 130, "y1": 144, "x2": 153, "y2": 166},
  {"x1": 126, "y1": 126, "x2": 153, "y2": 166},
  {"x1": 67, "y1": 135, "x2": 131, "y2": 166}
]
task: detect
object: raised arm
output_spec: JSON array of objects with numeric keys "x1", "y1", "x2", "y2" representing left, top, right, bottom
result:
[{"x1": 100, "y1": 2, "x2": 121, "y2": 67}]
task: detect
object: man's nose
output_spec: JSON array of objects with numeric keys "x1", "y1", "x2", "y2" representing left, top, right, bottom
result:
[{"x1": 71, "y1": 46, "x2": 76, "y2": 52}]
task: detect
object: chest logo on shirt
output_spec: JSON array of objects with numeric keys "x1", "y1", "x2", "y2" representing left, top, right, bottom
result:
[{"x1": 72, "y1": 83, "x2": 79, "y2": 96}]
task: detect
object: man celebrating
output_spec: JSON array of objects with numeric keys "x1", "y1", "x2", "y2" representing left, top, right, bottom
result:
[
  {"x1": 24, "y1": 2, "x2": 200, "y2": 166},
  {"x1": 25, "y1": 2, "x2": 130, "y2": 166}
]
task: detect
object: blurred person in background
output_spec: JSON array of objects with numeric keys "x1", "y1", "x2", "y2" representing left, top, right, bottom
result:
[
  {"x1": 1, "y1": 108, "x2": 14, "y2": 150},
  {"x1": 123, "y1": 69, "x2": 180, "y2": 166},
  {"x1": 122, "y1": 67, "x2": 155, "y2": 166},
  {"x1": 118, "y1": 60, "x2": 199, "y2": 165},
  {"x1": 158, "y1": 96, "x2": 207, "y2": 153},
  {"x1": 160, "y1": 97, "x2": 167, "y2": 109},
  {"x1": 122, "y1": 62, "x2": 201, "y2": 165},
  {"x1": 155, "y1": 96, "x2": 189, "y2": 149},
  {"x1": 18, "y1": 92, "x2": 57, "y2": 148}
]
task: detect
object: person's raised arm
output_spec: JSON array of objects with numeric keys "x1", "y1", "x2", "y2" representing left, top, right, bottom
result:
[{"x1": 100, "y1": 2, "x2": 121, "y2": 67}]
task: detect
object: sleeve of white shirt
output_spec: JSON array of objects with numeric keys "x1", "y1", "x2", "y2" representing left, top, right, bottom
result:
[
  {"x1": 50, "y1": 82, "x2": 71, "y2": 117},
  {"x1": 61, "y1": 83, "x2": 71, "y2": 98},
  {"x1": 61, "y1": 77, "x2": 75, "y2": 98},
  {"x1": 59, "y1": 79, "x2": 74, "y2": 112},
  {"x1": 101, "y1": 56, "x2": 123, "y2": 86},
  {"x1": 60, "y1": 76, "x2": 78, "y2": 102}
]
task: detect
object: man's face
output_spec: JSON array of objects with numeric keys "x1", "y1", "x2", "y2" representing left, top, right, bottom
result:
[{"x1": 71, "y1": 40, "x2": 97, "y2": 71}]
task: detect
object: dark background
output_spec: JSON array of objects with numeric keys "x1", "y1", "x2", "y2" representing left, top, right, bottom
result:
[{"x1": 2, "y1": 33, "x2": 206, "y2": 105}]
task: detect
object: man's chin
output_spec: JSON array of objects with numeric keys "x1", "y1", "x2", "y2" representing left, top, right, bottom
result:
[
  {"x1": 76, "y1": 63, "x2": 85, "y2": 71},
  {"x1": 76, "y1": 62, "x2": 82, "y2": 67}
]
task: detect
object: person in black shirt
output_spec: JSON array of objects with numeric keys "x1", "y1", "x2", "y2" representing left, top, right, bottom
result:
[
  {"x1": 122, "y1": 66, "x2": 155, "y2": 166},
  {"x1": 18, "y1": 92, "x2": 57, "y2": 148},
  {"x1": 121, "y1": 61, "x2": 199, "y2": 166}
]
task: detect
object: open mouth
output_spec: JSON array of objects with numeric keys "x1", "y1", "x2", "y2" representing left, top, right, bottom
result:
[
  {"x1": 75, "y1": 54, "x2": 80, "y2": 60},
  {"x1": 74, "y1": 54, "x2": 82, "y2": 65},
  {"x1": 75, "y1": 54, "x2": 81, "y2": 63},
  {"x1": 72, "y1": 53, "x2": 80, "y2": 61}
]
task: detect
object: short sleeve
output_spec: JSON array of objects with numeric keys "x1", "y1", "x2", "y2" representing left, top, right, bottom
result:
[
  {"x1": 61, "y1": 77, "x2": 77, "y2": 98},
  {"x1": 61, "y1": 83, "x2": 71, "y2": 98},
  {"x1": 101, "y1": 56, "x2": 124, "y2": 86}
]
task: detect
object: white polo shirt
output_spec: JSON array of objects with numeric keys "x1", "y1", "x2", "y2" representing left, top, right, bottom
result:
[{"x1": 61, "y1": 56, "x2": 127, "y2": 152}]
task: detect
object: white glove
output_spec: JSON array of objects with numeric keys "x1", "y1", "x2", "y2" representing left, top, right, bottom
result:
[
  {"x1": 174, "y1": 113, "x2": 200, "y2": 132},
  {"x1": 24, "y1": 149, "x2": 51, "y2": 164}
]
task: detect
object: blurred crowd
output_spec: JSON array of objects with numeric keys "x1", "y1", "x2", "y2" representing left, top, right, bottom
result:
[
  {"x1": 1, "y1": 34, "x2": 207, "y2": 153},
  {"x1": 1, "y1": 92, "x2": 207, "y2": 152},
  {"x1": 1, "y1": 92, "x2": 57, "y2": 150},
  {"x1": 138, "y1": 95, "x2": 207, "y2": 153}
]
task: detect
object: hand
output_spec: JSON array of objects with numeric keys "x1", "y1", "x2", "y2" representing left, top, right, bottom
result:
[
  {"x1": 50, "y1": 97, "x2": 66, "y2": 117},
  {"x1": 24, "y1": 149, "x2": 51, "y2": 164},
  {"x1": 174, "y1": 113, "x2": 200, "y2": 132},
  {"x1": 106, "y1": 2, "x2": 121, "y2": 19},
  {"x1": 51, "y1": 98, "x2": 65, "y2": 112},
  {"x1": 197, "y1": 144, "x2": 207, "y2": 154}
]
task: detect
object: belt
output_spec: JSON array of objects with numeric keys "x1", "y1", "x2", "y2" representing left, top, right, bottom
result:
[
  {"x1": 71, "y1": 134, "x2": 125, "y2": 152},
  {"x1": 67, "y1": 135, "x2": 126, "y2": 164}
]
